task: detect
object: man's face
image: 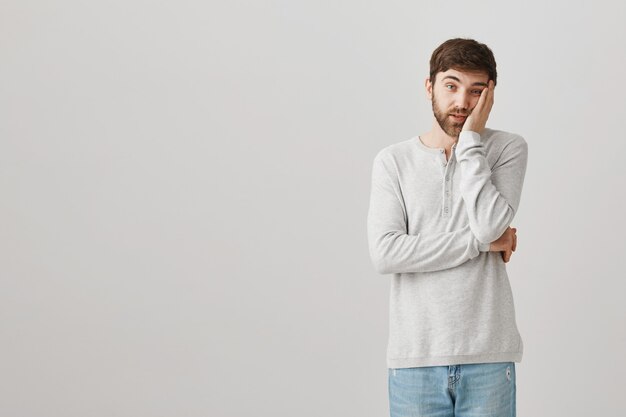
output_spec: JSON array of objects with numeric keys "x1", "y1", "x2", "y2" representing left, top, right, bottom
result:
[{"x1": 429, "y1": 68, "x2": 490, "y2": 137}]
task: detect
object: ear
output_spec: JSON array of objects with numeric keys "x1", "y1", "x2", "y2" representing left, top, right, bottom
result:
[{"x1": 425, "y1": 77, "x2": 433, "y2": 101}]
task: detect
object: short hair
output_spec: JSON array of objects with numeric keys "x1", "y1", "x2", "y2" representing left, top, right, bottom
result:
[{"x1": 429, "y1": 38, "x2": 497, "y2": 87}]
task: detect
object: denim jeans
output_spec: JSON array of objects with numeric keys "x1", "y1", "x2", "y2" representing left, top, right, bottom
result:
[{"x1": 388, "y1": 362, "x2": 516, "y2": 417}]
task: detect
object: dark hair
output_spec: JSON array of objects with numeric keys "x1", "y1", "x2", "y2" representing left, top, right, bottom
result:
[{"x1": 429, "y1": 38, "x2": 497, "y2": 87}]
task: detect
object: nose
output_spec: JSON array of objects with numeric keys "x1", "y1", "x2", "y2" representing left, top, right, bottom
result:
[{"x1": 454, "y1": 91, "x2": 471, "y2": 113}]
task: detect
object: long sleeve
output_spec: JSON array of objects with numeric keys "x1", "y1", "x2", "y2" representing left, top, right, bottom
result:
[
  {"x1": 455, "y1": 130, "x2": 529, "y2": 244},
  {"x1": 367, "y1": 151, "x2": 488, "y2": 275}
]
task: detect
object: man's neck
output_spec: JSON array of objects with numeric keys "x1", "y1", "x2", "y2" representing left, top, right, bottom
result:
[
  {"x1": 419, "y1": 133, "x2": 457, "y2": 150},
  {"x1": 420, "y1": 121, "x2": 458, "y2": 154}
]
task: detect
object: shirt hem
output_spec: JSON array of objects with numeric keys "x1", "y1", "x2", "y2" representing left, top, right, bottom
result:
[{"x1": 387, "y1": 351, "x2": 523, "y2": 368}]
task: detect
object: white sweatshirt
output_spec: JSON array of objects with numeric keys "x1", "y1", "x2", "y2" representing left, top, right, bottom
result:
[{"x1": 367, "y1": 128, "x2": 528, "y2": 368}]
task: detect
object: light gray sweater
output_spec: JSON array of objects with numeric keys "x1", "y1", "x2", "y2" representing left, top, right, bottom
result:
[{"x1": 367, "y1": 128, "x2": 528, "y2": 368}]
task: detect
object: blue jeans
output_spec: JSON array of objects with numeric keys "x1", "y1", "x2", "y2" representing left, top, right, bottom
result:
[{"x1": 388, "y1": 362, "x2": 516, "y2": 417}]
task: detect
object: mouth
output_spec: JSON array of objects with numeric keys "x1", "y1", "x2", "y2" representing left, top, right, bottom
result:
[{"x1": 450, "y1": 114, "x2": 467, "y2": 121}]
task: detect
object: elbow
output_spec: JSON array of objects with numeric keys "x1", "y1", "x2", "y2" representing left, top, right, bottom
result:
[
  {"x1": 470, "y1": 207, "x2": 516, "y2": 244},
  {"x1": 369, "y1": 245, "x2": 392, "y2": 275},
  {"x1": 368, "y1": 230, "x2": 408, "y2": 275},
  {"x1": 473, "y1": 228, "x2": 499, "y2": 246},
  {"x1": 375, "y1": 262, "x2": 392, "y2": 275},
  {"x1": 471, "y1": 223, "x2": 509, "y2": 245},
  {"x1": 370, "y1": 253, "x2": 391, "y2": 275}
]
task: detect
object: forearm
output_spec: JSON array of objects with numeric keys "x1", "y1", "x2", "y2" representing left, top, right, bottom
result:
[
  {"x1": 367, "y1": 222, "x2": 490, "y2": 274},
  {"x1": 455, "y1": 131, "x2": 528, "y2": 244}
]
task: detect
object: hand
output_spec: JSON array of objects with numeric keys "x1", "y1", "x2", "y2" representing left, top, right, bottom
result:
[
  {"x1": 462, "y1": 79, "x2": 494, "y2": 134},
  {"x1": 489, "y1": 226, "x2": 517, "y2": 263}
]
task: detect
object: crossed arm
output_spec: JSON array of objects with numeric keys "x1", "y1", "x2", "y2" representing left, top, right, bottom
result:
[{"x1": 367, "y1": 132, "x2": 528, "y2": 275}]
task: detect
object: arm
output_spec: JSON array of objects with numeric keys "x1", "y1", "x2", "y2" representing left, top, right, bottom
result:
[
  {"x1": 455, "y1": 130, "x2": 529, "y2": 245},
  {"x1": 367, "y1": 152, "x2": 489, "y2": 275}
]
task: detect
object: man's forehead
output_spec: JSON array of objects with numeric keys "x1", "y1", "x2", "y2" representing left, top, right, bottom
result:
[{"x1": 438, "y1": 69, "x2": 489, "y2": 85}]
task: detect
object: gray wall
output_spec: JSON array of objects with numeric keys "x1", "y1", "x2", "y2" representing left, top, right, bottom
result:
[{"x1": 1, "y1": 1, "x2": 624, "y2": 416}]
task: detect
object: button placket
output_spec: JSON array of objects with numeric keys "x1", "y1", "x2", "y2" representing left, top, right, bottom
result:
[{"x1": 441, "y1": 156, "x2": 455, "y2": 218}]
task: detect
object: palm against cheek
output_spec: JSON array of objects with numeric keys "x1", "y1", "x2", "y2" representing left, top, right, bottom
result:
[{"x1": 462, "y1": 80, "x2": 495, "y2": 134}]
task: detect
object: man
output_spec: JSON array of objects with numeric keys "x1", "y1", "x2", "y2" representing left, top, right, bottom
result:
[{"x1": 367, "y1": 38, "x2": 528, "y2": 417}]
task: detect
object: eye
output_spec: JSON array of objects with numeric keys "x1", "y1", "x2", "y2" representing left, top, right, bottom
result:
[
  {"x1": 472, "y1": 90, "x2": 483, "y2": 95},
  {"x1": 445, "y1": 84, "x2": 455, "y2": 90}
]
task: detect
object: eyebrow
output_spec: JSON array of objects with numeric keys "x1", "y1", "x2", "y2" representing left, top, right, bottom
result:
[{"x1": 442, "y1": 76, "x2": 488, "y2": 87}]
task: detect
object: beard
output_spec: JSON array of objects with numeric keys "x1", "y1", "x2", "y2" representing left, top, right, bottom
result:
[{"x1": 432, "y1": 91, "x2": 470, "y2": 137}]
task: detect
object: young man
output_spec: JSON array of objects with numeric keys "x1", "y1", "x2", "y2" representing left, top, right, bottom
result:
[{"x1": 367, "y1": 38, "x2": 528, "y2": 417}]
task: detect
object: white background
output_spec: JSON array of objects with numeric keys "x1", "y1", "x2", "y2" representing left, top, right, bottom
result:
[{"x1": 1, "y1": 1, "x2": 625, "y2": 416}]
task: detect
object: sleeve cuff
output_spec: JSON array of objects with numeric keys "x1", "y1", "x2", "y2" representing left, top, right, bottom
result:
[{"x1": 478, "y1": 241, "x2": 491, "y2": 252}]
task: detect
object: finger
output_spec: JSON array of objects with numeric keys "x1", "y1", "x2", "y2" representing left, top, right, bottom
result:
[
  {"x1": 472, "y1": 84, "x2": 487, "y2": 114},
  {"x1": 478, "y1": 84, "x2": 489, "y2": 108}
]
